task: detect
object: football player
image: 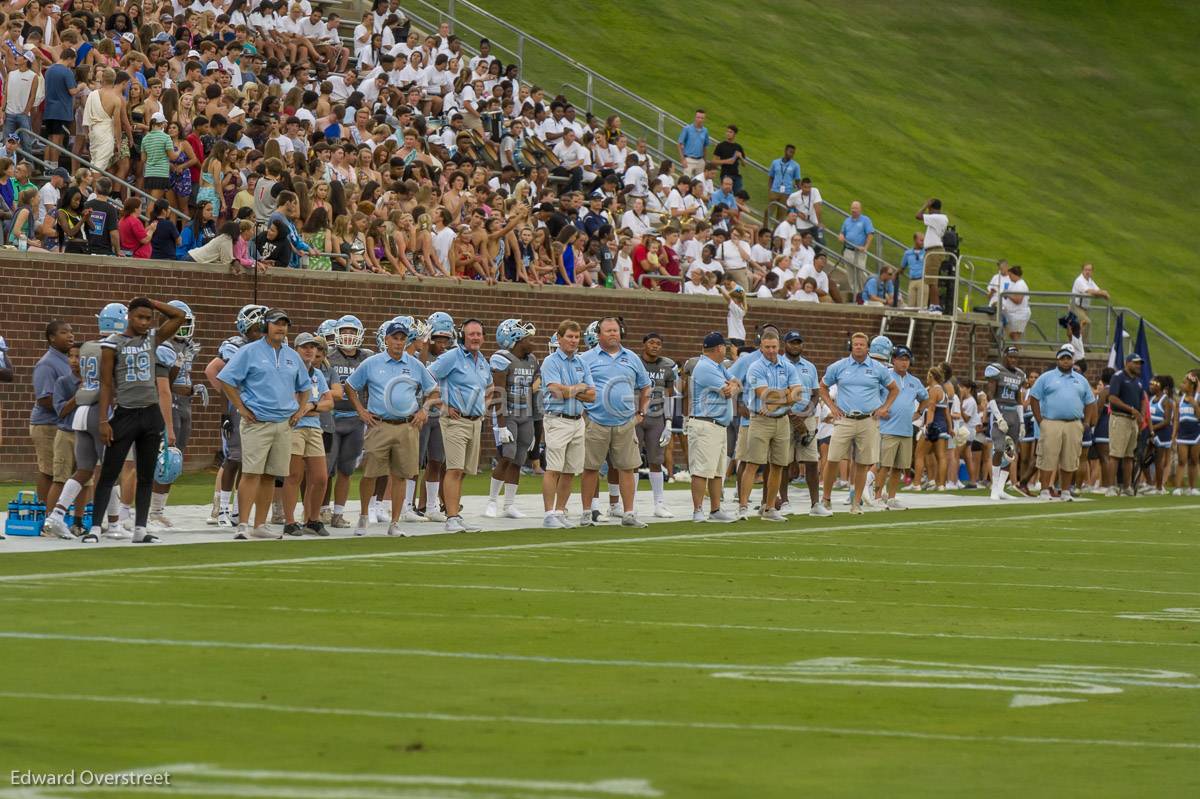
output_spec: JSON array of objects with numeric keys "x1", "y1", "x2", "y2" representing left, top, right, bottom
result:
[
  {"x1": 486, "y1": 318, "x2": 539, "y2": 519},
  {"x1": 637, "y1": 332, "x2": 676, "y2": 518},
  {"x1": 410, "y1": 312, "x2": 454, "y2": 522},
  {"x1": 984, "y1": 344, "x2": 1026, "y2": 500},
  {"x1": 326, "y1": 315, "x2": 373, "y2": 528}
]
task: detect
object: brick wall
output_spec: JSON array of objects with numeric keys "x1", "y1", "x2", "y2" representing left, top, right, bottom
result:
[{"x1": 0, "y1": 254, "x2": 1000, "y2": 480}]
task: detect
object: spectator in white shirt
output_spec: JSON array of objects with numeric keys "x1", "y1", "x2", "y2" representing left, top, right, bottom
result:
[
  {"x1": 797, "y1": 252, "x2": 843, "y2": 304},
  {"x1": 469, "y1": 39, "x2": 496, "y2": 72},
  {"x1": 421, "y1": 55, "x2": 454, "y2": 114},
  {"x1": 551, "y1": 128, "x2": 589, "y2": 192},
  {"x1": 1070, "y1": 262, "x2": 1109, "y2": 339},
  {"x1": 755, "y1": 272, "x2": 780, "y2": 299},
  {"x1": 683, "y1": 264, "x2": 708, "y2": 295},
  {"x1": 538, "y1": 102, "x2": 567, "y2": 143},
  {"x1": 786, "y1": 177, "x2": 823, "y2": 234},
  {"x1": 790, "y1": 276, "x2": 822, "y2": 303},
  {"x1": 916, "y1": 197, "x2": 950, "y2": 306},
  {"x1": 1001, "y1": 264, "x2": 1031, "y2": 340},
  {"x1": 749, "y1": 229, "x2": 773, "y2": 273},
  {"x1": 622, "y1": 154, "x2": 648, "y2": 198},
  {"x1": 986, "y1": 259, "x2": 1010, "y2": 308},
  {"x1": 791, "y1": 230, "x2": 816, "y2": 271},
  {"x1": 772, "y1": 208, "x2": 800, "y2": 249},
  {"x1": 431, "y1": 207, "x2": 457, "y2": 277},
  {"x1": 619, "y1": 196, "x2": 653, "y2": 237}
]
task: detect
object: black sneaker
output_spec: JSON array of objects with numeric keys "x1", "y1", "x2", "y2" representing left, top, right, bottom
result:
[
  {"x1": 132, "y1": 533, "x2": 160, "y2": 543},
  {"x1": 284, "y1": 522, "x2": 304, "y2": 537},
  {"x1": 591, "y1": 509, "x2": 601, "y2": 523},
  {"x1": 80, "y1": 532, "x2": 98, "y2": 543},
  {"x1": 306, "y1": 521, "x2": 330, "y2": 537}
]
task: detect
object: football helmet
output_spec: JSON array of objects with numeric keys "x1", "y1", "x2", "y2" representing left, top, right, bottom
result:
[
  {"x1": 168, "y1": 300, "x2": 194, "y2": 340},
  {"x1": 583, "y1": 320, "x2": 600, "y2": 349},
  {"x1": 375, "y1": 320, "x2": 391, "y2": 352},
  {"x1": 335, "y1": 314, "x2": 365, "y2": 349},
  {"x1": 953, "y1": 424, "x2": 971, "y2": 447},
  {"x1": 427, "y1": 311, "x2": 455, "y2": 339},
  {"x1": 410, "y1": 318, "x2": 431, "y2": 341},
  {"x1": 236, "y1": 304, "x2": 268, "y2": 336},
  {"x1": 496, "y1": 318, "x2": 536, "y2": 350},
  {"x1": 317, "y1": 319, "x2": 338, "y2": 348},
  {"x1": 1001, "y1": 435, "x2": 1016, "y2": 468},
  {"x1": 96, "y1": 302, "x2": 128, "y2": 335},
  {"x1": 154, "y1": 440, "x2": 184, "y2": 485},
  {"x1": 547, "y1": 333, "x2": 559, "y2": 353},
  {"x1": 869, "y1": 335, "x2": 894, "y2": 362}
]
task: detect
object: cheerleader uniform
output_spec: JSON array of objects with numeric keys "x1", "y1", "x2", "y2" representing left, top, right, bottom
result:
[
  {"x1": 1150, "y1": 396, "x2": 1172, "y2": 448},
  {"x1": 1021, "y1": 401, "x2": 1039, "y2": 443},
  {"x1": 1092, "y1": 400, "x2": 1110, "y2": 444},
  {"x1": 1178, "y1": 392, "x2": 1199, "y2": 445},
  {"x1": 929, "y1": 389, "x2": 953, "y2": 441}
]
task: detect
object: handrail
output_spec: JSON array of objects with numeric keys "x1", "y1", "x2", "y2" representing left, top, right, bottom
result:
[{"x1": 22, "y1": 128, "x2": 191, "y2": 223}]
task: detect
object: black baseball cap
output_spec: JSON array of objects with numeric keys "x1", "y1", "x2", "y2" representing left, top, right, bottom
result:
[
  {"x1": 702, "y1": 332, "x2": 726, "y2": 349},
  {"x1": 1003, "y1": 344, "x2": 1020, "y2": 355},
  {"x1": 783, "y1": 331, "x2": 803, "y2": 343},
  {"x1": 263, "y1": 308, "x2": 290, "y2": 325},
  {"x1": 893, "y1": 345, "x2": 913, "y2": 360},
  {"x1": 643, "y1": 331, "x2": 663, "y2": 343}
]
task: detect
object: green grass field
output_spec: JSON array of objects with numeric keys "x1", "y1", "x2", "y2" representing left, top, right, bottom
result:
[
  {"x1": 472, "y1": 0, "x2": 1199, "y2": 344},
  {"x1": 2, "y1": 498, "x2": 1198, "y2": 797}
]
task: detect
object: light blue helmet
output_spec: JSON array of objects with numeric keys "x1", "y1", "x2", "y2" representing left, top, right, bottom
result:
[
  {"x1": 375, "y1": 320, "x2": 391, "y2": 351},
  {"x1": 154, "y1": 433, "x2": 183, "y2": 484},
  {"x1": 427, "y1": 311, "x2": 455, "y2": 339},
  {"x1": 869, "y1": 335, "x2": 894, "y2": 362},
  {"x1": 335, "y1": 315, "x2": 365, "y2": 349},
  {"x1": 410, "y1": 318, "x2": 431, "y2": 341},
  {"x1": 548, "y1": 333, "x2": 559, "y2": 353},
  {"x1": 97, "y1": 302, "x2": 128, "y2": 335},
  {"x1": 168, "y1": 300, "x2": 194, "y2": 339},
  {"x1": 236, "y1": 304, "x2": 268, "y2": 336},
  {"x1": 496, "y1": 318, "x2": 536, "y2": 350},
  {"x1": 317, "y1": 319, "x2": 338, "y2": 348},
  {"x1": 583, "y1": 320, "x2": 600, "y2": 349}
]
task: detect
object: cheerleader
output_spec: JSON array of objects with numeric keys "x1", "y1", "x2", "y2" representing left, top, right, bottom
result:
[
  {"x1": 1017, "y1": 368, "x2": 1041, "y2": 493},
  {"x1": 1174, "y1": 370, "x2": 1200, "y2": 495},
  {"x1": 1148, "y1": 376, "x2": 1175, "y2": 494},
  {"x1": 1091, "y1": 367, "x2": 1115, "y2": 494}
]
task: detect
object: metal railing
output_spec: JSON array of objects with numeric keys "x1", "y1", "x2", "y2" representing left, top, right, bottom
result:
[{"x1": 21, "y1": 129, "x2": 191, "y2": 223}]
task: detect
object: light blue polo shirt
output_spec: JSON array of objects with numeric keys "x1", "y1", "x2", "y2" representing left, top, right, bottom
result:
[
  {"x1": 540, "y1": 348, "x2": 594, "y2": 416},
  {"x1": 31, "y1": 347, "x2": 71, "y2": 425},
  {"x1": 767, "y1": 157, "x2": 801, "y2": 194},
  {"x1": 690, "y1": 355, "x2": 734, "y2": 425},
  {"x1": 709, "y1": 188, "x2": 736, "y2": 210},
  {"x1": 860, "y1": 275, "x2": 896, "y2": 304},
  {"x1": 787, "y1": 355, "x2": 818, "y2": 415},
  {"x1": 900, "y1": 247, "x2": 926, "y2": 280},
  {"x1": 217, "y1": 337, "x2": 310, "y2": 422},
  {"x1": 428, "y1": 346, "x2": 493, "y2": 417},
  {"x1": 296, "y1": 368, "x2": 330, "y2": 430},
  {"x1": 1029, "y1": 367, "x2": 1095, "y2": 421},
  {"x1": 747, "y1": 356, "x2": 801, "y2": 417},
  {"x1": 822, "y1": 355, "x2": 895, "y2": 414},
  {"x1": 840, "y1": 214, "x2": 875, "y2": 248},
  {"x1": 580, "y1": 345, "x2": 651, "y2": 426},
  {"x1": 677, "y1": 124, "x2": 711, "y2": 158},
  {"x1": 347, "y1": 351, "x2": 437, "y2": 419},
  {"x1": 728, "y1": 349, "x2": 763, "y2": 428},
  {"x1": 880, "y1": 370, "x2": 928, "y2": 437}
]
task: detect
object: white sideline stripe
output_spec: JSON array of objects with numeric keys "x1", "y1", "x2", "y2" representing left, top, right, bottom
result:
[
  {"x1": 0, "y1": 783, "x2": 650, "y2": 799},
  {"x1": 159, "y1": 571, "x2": 1200, "y2": 600},
  {"x1": 3, "y1": 597, "x2": 1194, "y2": 649},
  {"x1": 0, "y1": 691, "x2": 1196, "y2": 751},
  {"x1": 0, "y1": 506, "x2": 1165, "y2": 584}
]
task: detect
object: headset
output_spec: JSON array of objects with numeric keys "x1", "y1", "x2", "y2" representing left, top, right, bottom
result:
[
  {"x1": 595, "y1": 316, "x2": 626, "y2": 338},
  {"x1": 457, "y1": 317, "x2": 484, "y2": 346}
]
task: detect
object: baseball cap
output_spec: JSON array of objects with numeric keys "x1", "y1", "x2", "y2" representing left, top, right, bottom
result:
[
  {"x1": 22, "y1": 50, "x2": 34, "y2": 62},
  {"x1": 121, "y1": 32, "x2": 135, "y2": 42},
  {"x1": 263, "y1": 308, "x2": 290, "y2": 325},
  {"x1": 1003, "y1": 344, "x2": 1020, "y2": 355},
  {"x1": 1125, "y1": 353, "x2": 1144, "y2": 363},
  {"x1": 243, "y1": 44, "x2": 258, "y2": 55},
  {"x1": 642, "y1": 332, "x2": 662, "y2": 343},
  {"x1": 152, "y1": 31, "x2": 172, "y2": 43},
  {"x1": 589, "y1": 190, "x2": 604, "y2": 199},
  {"x1": 293, "y1": 332, "x2": 320, "y2": 348},
  {"x1": 6, "y1": 133, "x2": 19, "y2": 143},
  {"x1": 48, "y1": 167, "x2": 69, "y2": 180},
  {"x1": 150, "y1": 111, "x2": 168, "y2": 125},
  {"x1": 702, "y1": 332, "x2": 726, "y2": 349},
  {"x1": 187, "y1": 49, "x2": 201, "y2": 58},
  {"x1": 384, "y1": 320, "x2": 411, "y2": 338},
  {"x1": 893, "y1": 345, "x2": 913, "y2": 360},
  {"x1": 1056, "y1": 345, "x2": 1075, "y2": 358},
  {"x1": 783, "y1": 331, "x2": 803, "y2": 343}
]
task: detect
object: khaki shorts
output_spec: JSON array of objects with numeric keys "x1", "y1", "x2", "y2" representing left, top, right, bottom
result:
[
  {"x1": 52, "y1": 429, "x2": 76, "y2": 482},
  {"x1": 584, "y1": 418, "x2": 640, "y2": 472},
  {"x1": 363, "y1": 421, "x2": 419, "y2": 478},
  {"x1": 828, "y1": 415, "x2": 880, "y2": 465},
  {"x1": 291, "y1": 426, "x2": 326, "y2": 458},
  {"x1": 686, "y1": 417, "x2": 728, "y2": 479},
  {"x1": 792, "y1": 416, "x2": 819, "y2": 463},
  {"x1": 734, "y1": 424, "x2": 749, "y2": 461},
  {"x1": 1108, "y1": 413, "x2": 1138, "y2": 459},
  {"x1": 241, "y1": 419, "x2": 294, "y2": 477},
  {"x1": 745, "y1": 414, "x2": 793, "y2": 466},
  {"x1": 1070, "y1": 302, "x2": 1091, "y2": 327},
  {"x1": 440, "y1": 415, "x2": 482, "y2": 474},
  {"x1": 30, "y1": 423, "x2": 57, "y2": 476},
  {"x1": 544, "y1": 415, "x2": 586, "y2": 475},
  {"x1": 879, "y1": 433, "x2": 913, "y2": 470},
  {"x1": 1037, "y1": 418, "x2": 1083, "y2": 473}
]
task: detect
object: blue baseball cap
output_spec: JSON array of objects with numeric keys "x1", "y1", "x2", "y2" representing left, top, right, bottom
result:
[
  {"x1": 1125, "y1": 353, "x2": 1144, "y2": 363},
  {"x1": 702, "y1": 332, "x2": 726, "y2": 349},
  {"x1": 783, "y1": 331, "x2": 803, "y2": 343},
  {"x1": 893, "y1": 345, "x2": 913, "y2": 360},
  {"x1": 385, "y1": 321, "x2": 411, "y2": 338}
]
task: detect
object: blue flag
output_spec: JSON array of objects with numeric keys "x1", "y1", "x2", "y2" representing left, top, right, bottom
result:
[
  {"x1": 1134, "y1": 319, "x2": 1153, "y2": 392},
  {"x1": 1107, "y1": 312, "x2": 1125, "y2": 370}
]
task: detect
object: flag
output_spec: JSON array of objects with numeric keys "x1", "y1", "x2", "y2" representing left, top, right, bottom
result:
[
  {"x1": 1106, "y1": 312, "x2": 1125, "y2": 370},
  {"x1": 1134, "y1": 318, "x2": 1153, "y2": 392}
]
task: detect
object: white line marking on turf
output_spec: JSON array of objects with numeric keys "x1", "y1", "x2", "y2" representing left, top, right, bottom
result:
[
  {"x1": 1010, "y1": 694, "x2": 1085, "y2": 709},
  {"x1": 1, "y1": 691, "x2": 1196, "y2": 751},
  {"x1": 3, "y1": 596, "x2": 1196, "y2": 648},
  {"x1": 0, "y1": 506, "x2": 1168, "y2": 584},
  {"x1": 1116, "y1": 607, "x2": 1200, "y2": 623}
]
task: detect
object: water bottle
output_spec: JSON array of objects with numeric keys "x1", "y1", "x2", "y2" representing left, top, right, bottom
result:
[
  {"x1": 17, "y1": 233, "x2": 27, "y2": 252},
  {"x1": 604, "y1": 271, "x2": 614, "y2": 289}
]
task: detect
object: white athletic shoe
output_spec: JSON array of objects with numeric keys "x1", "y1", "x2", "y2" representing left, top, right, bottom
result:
[
  {"x1": 271, "y1": 501, "x2": 286, "y2": 525},
  {"x1": 444, "y1": 515, "x2": 466, "y2": 533},
  {"x1": 367, "y1": 502, "x2": 381, "y2": 525},
  {"x1": 354, "y1": 515, "x2": 370, "y2": 536},
  {"x1": 542, "y1": 514, "x2": 564, "y2": 529},
  {"x1": 217, "y1": 511, "x2": 234, "y2": 528},
  {"x1": 777, "y1": 501, "x2": 793, "y2": 516},
  {"x1": 621, "y1": 512, "x2": 647, "y2": 528},
  {"x1": 652, "y1": 503, "x2": 675, "y2": 519},
  {"x1": 760, "y1": 508, "x2": 786, "y2": 522},
  {"x1": 386, "y1": 523, "x2": 409, "y2": 537},
  {"x1": 249, "y1": 526, "x2": 281, "y2": 540},
  {"x1": 736, "y1": 506, "x2": 750, "y2": 521},
  {"x1": 425, "y1": 508, "x2": 448, "y2": 523},
  {"x1": 401, "y1": 508, "x2": 425, "y2": 523},
  {"x1": 147, "y1": 511, "x2": 174, "y2": 530},
  {"x1": 607, "y1": 504, "x2": 622, "y2": 520},
  {"x1": 233, "y1": 523, "x2": 248, "y2": 538},
  {"x1": 557, "y1": 512, "x2": 576, "y2": 529},
  {"x1": 1172, "y1": 488, "x2": 1186, "y2": 496},
  {"x1": 692, "y1": 510, "x2": 706, "y2": 522},
  {"x1": 576, "y1": 511, "x2": 593, "y2": 527},
  {"x1": 885, "y1": 498, "x2": 907, "y2": 511},
  {"x1": 483, "y1": 501, "x2": 499, "y2": 518},
  {"x1": 810, "y1": 502, "x2": 833, "y2": 517},
  {"x1": 502, "y1": 504, "x2": 525, "y2": 519},
  {"x1": 102, "y1": 527, "x2": 130, "y2": 540},
  {"x1": 1105, "y1": 486, "x2": 1119, "y2": 497},
  {"x1": 41, "y1": 516, "x2": 74, "y2": 539},
  {"x1": 1039, "y1": 490, "x2": 1054, "y2": 501},
  {"x1": 708, "y1": 509, "x2": 737, "y2": 522},
  {"x1": 459, "y1": 516, "x2": 482, "y2": 532},
  {"x1": 848, "y1": 504, "x2": 865, "y2": 516},
  {"x1": 206, "y1": 495, "x2": 220, "y2": 525}
]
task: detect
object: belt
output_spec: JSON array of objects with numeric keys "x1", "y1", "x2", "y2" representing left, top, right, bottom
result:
[
  {"x1": 546, "y1": 412, "x2": 582, "y2": 420},
  {"x1": 844, "y1": 411, "x2": 872, "y2": 420},
  {"x1": 753, "y1": 413, "x2": 788, "y2": 419},
  {"x1": 380, "y1": 416, "x2": 415, "y2": 425},
  {"x1": 454, "y1": 414, "x2": 482, "y2": 420},
  {"x1": 692, "y1": 416, "x2": 727, "y2": 427},
  {"x1": 1111, "y1": 411, "x2": 1136, "y2": 419}
]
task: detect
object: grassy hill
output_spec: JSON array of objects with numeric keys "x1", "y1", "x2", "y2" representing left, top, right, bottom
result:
[{"x1": 476, "y1": 0, "x2": 1198, "y2": 350}]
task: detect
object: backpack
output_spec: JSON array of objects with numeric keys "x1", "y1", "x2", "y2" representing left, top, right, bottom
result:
[{"x1": 942, "y1": 225, "x2": 960, "y2": 253}]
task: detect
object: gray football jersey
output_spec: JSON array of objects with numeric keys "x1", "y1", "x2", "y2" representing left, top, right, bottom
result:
[
  {"x1": 643, "y1": 355, "x2": 676, "y2": 417},
  {"x1": 102, "y1": 329, "x2": 158, "y2": 409},
  {"x1": 984, "y1": 362, "x2": 1025, "y2": 408},
  {"x1": 491, "y1": 349, "x2": 539, "y2": 419},
  {"x1": 75, "y1": 340, "x2": 105, "y2": 407},
  {"x1": 328, "y1": 347, "x2": 374, "y2": 416},
  {"x1": 171, "y1": 338, "x2": 200, "y2": 389},
  {"x1": 318, "y1": 361, "x2": 336, "y2": 433}
]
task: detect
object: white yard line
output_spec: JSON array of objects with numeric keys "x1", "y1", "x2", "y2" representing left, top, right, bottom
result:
[
  {"x1": 1, "y1": 596, "x2": 1193, "y2": 649},
  {"x1": 0, "y1": 506, "x2": 1170, "y2": 584},
  {"x1": 0, "y1": 691, "x2": 1195, "y2": 751}
]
